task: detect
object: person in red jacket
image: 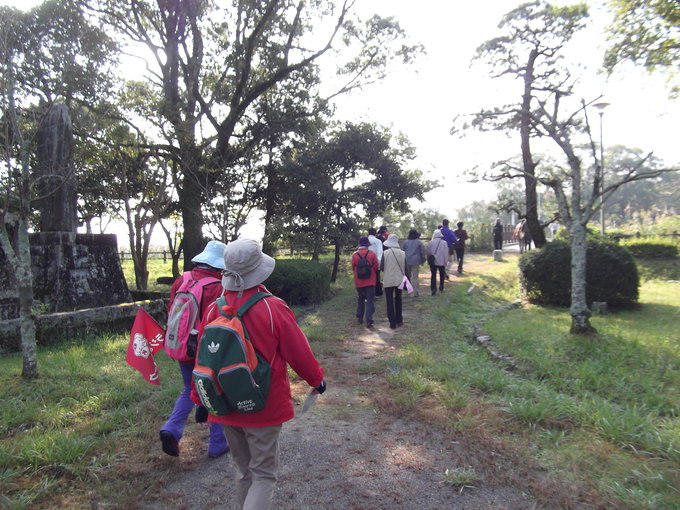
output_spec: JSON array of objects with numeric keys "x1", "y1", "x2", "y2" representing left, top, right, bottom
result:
[
  {"x1": 193, "y1": 239, "x2": 325, "y2": 510},
  {"x1": 160, "y1": 241, "x2": 229, "y2": 459},
  {"x1": 352, "y1": 235, "x2": 380, "y2": 329}
]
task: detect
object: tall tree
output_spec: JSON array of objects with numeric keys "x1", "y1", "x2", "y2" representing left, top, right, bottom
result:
[
  {"x1": 529, "y1": 97, "x2": 674, "y2": 333},
  {"x1": 604, "y1": 0, "x2": 680, "y2": 95},
  {"x1": 275, "y1": 121, "x2": 436, "y2": 281},
  {"x1": 94, "y1": 0, "x2": 422, "y2": 267},
  {"x1": 0, "y1": 2, "x2": 115, "y2": 378},
  {"x1": 453, "y1": 0, "x2": 590, "y2": 249}
]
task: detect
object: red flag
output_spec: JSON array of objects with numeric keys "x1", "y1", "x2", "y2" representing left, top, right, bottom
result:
[{"x1": 126, "y1": 307, "x2": 165, "y2": 385}]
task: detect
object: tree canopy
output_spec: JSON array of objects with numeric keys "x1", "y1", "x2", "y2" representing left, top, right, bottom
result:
[{"x1": 605, "y1": 0, "x2": 680, "y2": 95}]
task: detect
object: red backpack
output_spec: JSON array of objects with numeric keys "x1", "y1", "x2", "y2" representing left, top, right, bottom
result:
[{"x1": 164, "y1": 273, "x2": 220, "y2": 362}]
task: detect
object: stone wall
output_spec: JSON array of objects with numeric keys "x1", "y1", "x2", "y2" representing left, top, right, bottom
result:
[{"x1": 0, "y1": 298, "x2": 168, "y2": 355}]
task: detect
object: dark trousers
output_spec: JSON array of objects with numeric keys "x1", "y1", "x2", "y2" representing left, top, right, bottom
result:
[
  {"x1": 384, "y1": 286, "x2": 402, "y2": 327},
  {"x1": 493, "y1": 236, "x2": 503, "y2": 250},
  {"x1": 454, "y1": 246, "x2": 465, "y2": 272},
  {"x1": 428, "y1": 260, "x2": 446, "y2": 294},
  {"x1": 375, "y1": 269, "x2": 383, "y2": 296},
  {"x1": 356, "y1": 285, "x2": 376, "y2": 323}
]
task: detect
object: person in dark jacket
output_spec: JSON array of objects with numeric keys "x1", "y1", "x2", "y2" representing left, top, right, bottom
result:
[
  {"x1": 493, "y1": 219, "x2": 504, "y2": 250},
  {"x1": 453, "y1": 221, "x2": 469, "y2": 274}
]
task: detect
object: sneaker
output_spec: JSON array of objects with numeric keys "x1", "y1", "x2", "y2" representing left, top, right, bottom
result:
[
  {"x1": 397, "y1": 322, "x2": 404, "y2": 327},
  {"x1": 160, "y1": 430, "x2": 179, "y2": 457},
  {"x1": 357, "y1": 317, "x2": 363, "y2": 324},
  {"x1": 366, "y1": 321, "x2": 374, "y2": 329},
  {"x1": 389, "y1": 324, "x2": 397, "y2": 330}
]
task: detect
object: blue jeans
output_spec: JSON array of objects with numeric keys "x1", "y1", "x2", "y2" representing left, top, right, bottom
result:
[
  {"x1": 161, "y1": 361, "x2": 228, "y2": 456},
  {"x1": 384, "y1": 286, "x2": 403, "y2": 327},
  {"x1": 356, "y1": 285, "x2": 375, "y2": 323}
]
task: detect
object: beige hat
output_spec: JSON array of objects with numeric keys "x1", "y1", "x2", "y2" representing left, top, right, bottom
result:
[
  {"x1": 221, "y1": 239, "x2": 275, "y2": 296},
  {"x1": 432, "y1": 229, "x2": 443, "y2": 238},
  {"x1": 383, "y1": 233, "x2": 400, "y2": 248}
]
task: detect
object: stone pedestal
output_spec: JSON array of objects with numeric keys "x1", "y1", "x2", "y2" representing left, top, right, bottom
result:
[
  {"x1": 30, "y1": 232, "x2": 132, "y2": 312},
  {"x1": 493, "y1": 249, "x2": 504, "y2": 261},
  {"x1": 0, "y1": 231, "x2": 132, "y2": 319}
]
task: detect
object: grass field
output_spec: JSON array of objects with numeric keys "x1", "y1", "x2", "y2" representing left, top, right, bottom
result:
[{"x1": 1, "y1": 251, "x2": 678, "y2": 509}]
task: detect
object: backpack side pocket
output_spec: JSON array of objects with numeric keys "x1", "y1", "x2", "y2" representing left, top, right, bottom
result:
[{"x1": 193, "y1": 365, "x2": 231, "y2": 416}]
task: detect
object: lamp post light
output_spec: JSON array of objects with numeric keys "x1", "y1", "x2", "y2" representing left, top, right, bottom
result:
[{"x1": 593, "y1": 101, "x2": 610, "y2": 235}]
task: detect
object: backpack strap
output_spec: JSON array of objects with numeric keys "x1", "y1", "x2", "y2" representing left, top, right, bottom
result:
[
  {"x1": 237, "y1": 292, "x2": 271, "y2": 317},
  {"x1": 215, "y1": 292, "x2": 271, "y2": 319}
]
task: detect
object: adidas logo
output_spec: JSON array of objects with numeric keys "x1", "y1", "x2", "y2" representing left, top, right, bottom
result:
[{"x1": 208, "y1": 341, "x2": 219, "y2": 353}]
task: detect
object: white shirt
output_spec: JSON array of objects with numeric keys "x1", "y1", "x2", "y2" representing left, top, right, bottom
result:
[{"x1": 367, "y1": 235, "x2": 383, "y2": 262}]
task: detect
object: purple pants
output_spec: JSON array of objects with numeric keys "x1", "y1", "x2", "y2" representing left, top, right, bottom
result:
[{"x1": 160, "y1": 361, "x2": 227, "y2": 456}]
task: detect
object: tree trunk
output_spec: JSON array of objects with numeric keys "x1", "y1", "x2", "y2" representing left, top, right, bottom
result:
[
  {"x1": 331, "y1": 241, "x2": 341, "y2": 282},
  {"x1": 17, "y1": 221, "x2": 38, "y2": 378},
  {"x1": 180, "y1": 172, "x2": 205, "y2": 271},
  {"x1": 569, "y1": 210, "x2": 596, "y2": 334},
  {"x1": 262, "y1": 159, "x2": 277, "y2": 256},
  {"x1": 520, "y1": 49, "x2": 547, "y2": 248}
]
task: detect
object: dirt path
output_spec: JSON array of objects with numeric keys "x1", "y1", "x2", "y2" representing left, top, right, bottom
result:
[{"x1": 138, "y1": 258, "x2": 545, "y2": 510}]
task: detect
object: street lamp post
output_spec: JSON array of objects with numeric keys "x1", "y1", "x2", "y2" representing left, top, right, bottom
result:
[{"x1": 593, "y1": 101, "x2": 610, "y2": 235}]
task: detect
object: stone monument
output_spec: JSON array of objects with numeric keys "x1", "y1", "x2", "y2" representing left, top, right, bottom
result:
[{"x1": 0, "y1": 104, "x2": 131, "y2": 319}]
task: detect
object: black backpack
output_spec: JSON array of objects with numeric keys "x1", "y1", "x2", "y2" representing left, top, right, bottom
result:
[{"x1": 356, "y1": 251, "x2": 372, "y2": 279}]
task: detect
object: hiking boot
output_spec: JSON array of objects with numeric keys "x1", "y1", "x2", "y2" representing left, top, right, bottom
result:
[
  {"x1": 160, "y1": 430, "x2": 179, "y2": 457},
  {"x1": 208, "y1": 446, "x2": 230, "y2": 459}
]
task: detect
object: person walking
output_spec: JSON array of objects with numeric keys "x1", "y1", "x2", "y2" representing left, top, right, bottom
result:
[
  {"x1": 453, "y1": 221, "x2": 469, "y2": 274},
  {"x1": 440, "y1": 219, "x2": 459, "y2": 279},
  {"x1": 352, "y1": 236, "x2": 379, "y2": 329},
  {"x1": 493, "y1": 218, "x2": 504, "y2": 250},
  {"x1": 194, "y1": 239, "x2": 326, "y2": 510},
  {"x1": 367, "y1": 227, "x2": 384, "y2": 297},
  {"x1": 160, "y1": 240, "x2": 229, "y2": 459},
  {"x1": 381, "y1": 234, "x2": 407, "y2": 329},
  {"x1": 427, "y1": 229, "x2": 448, "y2": 295},
  {"x1": 402, "y1": 229, "x2": 426, "y2": 297}
]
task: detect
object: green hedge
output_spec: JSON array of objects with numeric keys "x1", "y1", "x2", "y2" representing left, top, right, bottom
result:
[
  {"x1": 619, "y1": 238, "x2": 678, "y2": 258},
  {"x1": 264, "y1": 259, "x2": 331, "y2": 305},
  {"x1": 519, "y1": 240, "x2": 639, "y2": 308}
]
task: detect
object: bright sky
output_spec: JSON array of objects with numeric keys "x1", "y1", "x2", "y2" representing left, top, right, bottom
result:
[
  {"x1": 4, "y1": 0, "x2": 678, "y2": 236},
  {"x1": 333, "y1": 0, "x2": 679, "y2": 218}
]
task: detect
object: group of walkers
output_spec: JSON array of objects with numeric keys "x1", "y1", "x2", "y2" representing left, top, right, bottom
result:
[
  {"x1": 351, "y1": 220, "x2": 469, "y2": 330},
  {"x1": 493, "y1": 218, "x2": 533, "y2": 252}
]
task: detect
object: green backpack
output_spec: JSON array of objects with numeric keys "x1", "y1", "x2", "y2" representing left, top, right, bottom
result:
[{"x1": 193, "y1": 293, "x2": 272, "y2": 416}]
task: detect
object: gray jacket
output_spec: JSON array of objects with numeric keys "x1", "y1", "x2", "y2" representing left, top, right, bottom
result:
[{"x1": 402, "y1": 239, "x2": 426, "y2": 266}]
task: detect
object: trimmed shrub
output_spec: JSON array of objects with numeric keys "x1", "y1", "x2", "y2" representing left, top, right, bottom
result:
[
  {"x1": 519, "y1": 240, "x2": 639, "y2": 308},
  {"x1": 619, "y1": 238, "x2": 678, "y2": 259},
  {"x1": 263, "y1": 259, "x2": 331, "y2": 305}
]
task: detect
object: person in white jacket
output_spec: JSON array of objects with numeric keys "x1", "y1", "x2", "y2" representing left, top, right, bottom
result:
[
  {"x1": 381, "y1": 234, "x2": 407, "y2": 329},
  {"x1": 367, "y1": 227, "x2": 384, "y2": 297}
]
